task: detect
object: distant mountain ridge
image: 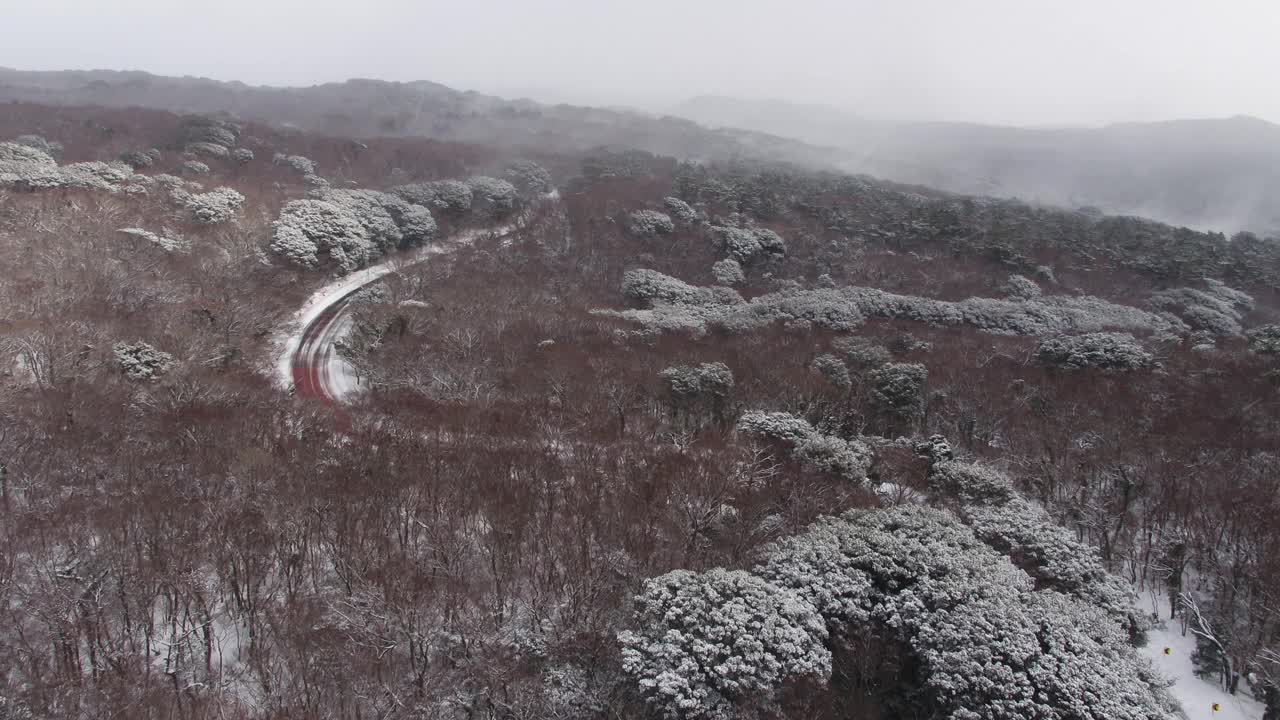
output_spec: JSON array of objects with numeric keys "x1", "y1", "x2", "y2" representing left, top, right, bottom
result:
[
  {"x1": 3, "y1": 68, "x2": 1277, "y2": 236},
  {"x1": 672, "y1": 96, "x2": 1280, "y2": 236},
  {"x1": 0, "y1": 67, "x2": 841, "y2": 170}
]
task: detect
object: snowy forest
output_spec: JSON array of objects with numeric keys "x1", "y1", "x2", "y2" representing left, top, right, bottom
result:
[{"x1": 1, "y1": 97, "x2": 1279, "y2": 720}]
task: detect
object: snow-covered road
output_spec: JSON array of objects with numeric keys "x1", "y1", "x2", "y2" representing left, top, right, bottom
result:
[{"x1": 273, "y1": 193, "x2": 554, "y2": 402}]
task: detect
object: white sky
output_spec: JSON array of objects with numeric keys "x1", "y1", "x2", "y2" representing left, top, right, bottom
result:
[{"x1": 3, "y1": 0, "x2": 1278, "y2": 126}]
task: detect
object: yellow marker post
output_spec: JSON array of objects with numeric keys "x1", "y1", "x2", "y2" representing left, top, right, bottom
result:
[
  {"x1": 1212, "y1": 702, "x2": 1221, "y2": 713},
  {"x1": 1163, "y1": 647, "x2": 1172, "y2": 655}
]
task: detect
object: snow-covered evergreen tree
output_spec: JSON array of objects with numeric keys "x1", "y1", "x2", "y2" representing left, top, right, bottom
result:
[
  {"x1": 1247, "y1": 324, "x2": 1280, "y2": 354},
  {"x1": 503, "y1": 160, "x2": 554, "y2": 195},
  {"x1": 1005, "y1": 273, "x2": 1043, "y2": 299},
  {"x1": 273, "y1": 153, "x2": 317, "y2": 175},
  {"x1": 269, "y1": 189, "x2": 436, "y2": 273},
  {"x1": 180, "y1": 187, "x2": 245, "y2": 224},
  {"x1": 664, "y1": 196, "x2": 699, "y2": 224},
  {"x1": 870, "y1": 362, "x2": 927, "y2": 430},
  {"x1": 737, "y1": 410, "x2": 872, "y2": 483},
  {"x1": 114, "y1": 342, "x2": 174, "y2": 380},
  {"x1": 466, "y1": 176, "x2": 519, "y2": 218},
  {"x1": 181, "y1": 160, "x2": 210, "y2": 175},
  {"x1": 811, "y1": 353, "x2": 852, "y2": 391},
  {"x1": 392, "y1": 179, "x2": 474, "y2": 214},
  {"x1": 618, "y1": 568, "x2": 830, "y2": 720},
  {"x1": 711, "y1": 258, "x2": 744, "y2": 286},
  {"x1": 1034, "y1": 332, "x2": 1154, "y2": 370},
  {"x1": 627, "y1": 209, "x2": 675, "y2": 237}
]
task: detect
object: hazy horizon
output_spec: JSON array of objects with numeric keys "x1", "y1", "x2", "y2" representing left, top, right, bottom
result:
[{"x1": 4, "y1": 0, "x2": 1280, "y2": 128}]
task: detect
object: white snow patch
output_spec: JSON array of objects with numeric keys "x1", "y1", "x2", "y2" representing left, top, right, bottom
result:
[{"x1": 1136, "y1": 586, "x2": 1265, "y2": 720}]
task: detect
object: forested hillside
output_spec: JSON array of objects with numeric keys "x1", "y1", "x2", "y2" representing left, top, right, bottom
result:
[{"x1": 2, "y1": 101, "x2": 1278, "y2": 719}]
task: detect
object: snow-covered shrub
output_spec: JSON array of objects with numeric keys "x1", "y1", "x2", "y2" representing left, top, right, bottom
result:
[
  {"x1": 182, "y1": 118, "x2": 238, "y2": 148},
  {"x1": 185, "y1": 142, "x2": 230, "y2": 159},
  {"x1": 117, "y1": 228, "x2": 187, "y2": 252},
  {"x1": 755, "y1": 505, "x2": 1031, "y2": 633},
  {"x1": 1, "y1": 142, "x2": 62, "y2": 184},
  {"x1": 962, "y1": 498, "x2": 1137, "y2": 624},
  {"x1": 914, "y1": 589, "x2": 1167, "y2": 720},
  {"x1": 389, "y1": 182, "x2": 431, "y2": 206},
  {"x1": 429, "y1": 180, "x2": 475, "y2": 213},
  {"x1": 179, "y1": 187, "x2": 244, "y2": 224},
  {"x1": 541, "y1": 664, "x2": 604, "y2": 718},
  {"x1": 1035, "y1": 332, "x2": 1154, "y2": 370},
  {"x1": 927, "y1": 460, "x2": 1016, "y2": 506},
  {"x1": 503, "y1": 160, "x2": 553, "y2": 195},
  {"x1": 114, "y1": 342, "x2": 173, "y2": 380},
  {"x1": 1149, "y1": 280, "x2": 1254, "y2": 337},
  {"x1": 713, "y1": 225, "x2": 786, "y2": 264},
  {"x1": 660, "y1": 362, "x2": 734, "y2": 401},
  {"x1": 13, "y1": 134, "x2": 61, "y2": 157},
  {"x1": 348, "y1": 282, "x2": 392, "y2": 306},
  {"x1": 325, "y1": 189, "x2": 438, "y2": 247},
  {"x1": 832, "y1": 336, "x2": 892, "y2": 371},
  {"x1": 664, "y1": 196, "x2": 698, "y2": 224},
  {"x1": 794, "y1": 435, "x2": 871, "y2": 482},
  {"x1": 753, "y1": 506, "x2": 1170, "y2": 720},
  {"x1": 392, "y1": 179, "x2": 474, "y2": 214},
  {"x1": 270, "y1": 199, "x2": 370, "y2": 270},
  {"x1": 623, "y1": 269, "x2": 743, "y2": 307},
  {"x1": 811, "y1": 353, "x2": 851, "y2": 390},
  {"x1": 273, "y1": 153, "x2": 316, "y2": 176},
  {"x1": 627, "y1": 209, "x2": 674, "y2": 237},
  {"x1": 181, "y1": 160, "x2": 210, "y2": 175},
  {"x1": 269, "y1": 189, "x2": 436, "y2": 273},
  {"x1": 618, "y1": 568, "x2": 830, "y2": 720},
  {"x1": 603, "y1": 272, "x2": 1185, "y2": 340},
  {"x1": 1247, "y1": 324, "x2": 1280, "y2": 354},
  {"x1": 660, "y1": 361, "x2": 737, "y2": 427},
  {"x1": 327, "y1": 189, "x2": 411, "y2": 248},
  {"x1": 64, "y1": 162, "x2": 135, "y2": 190},
  {"x1": 914, "y1": 434, "x2": 954, "y2": 464},
  {"x1": 737, "y1": 410, "x2": 871, "y2": 482},
  {"x1": 1005, "y1": 273, "x2": 1043, "y2": 300},
  {"x1": 756, "y1": 287, "x2": 867, "y2": 331},
  {"x1": 711, "y1": 258, "x2": 744, "y2": 286},
  {"x1": 118, "y1": 150, "x2": 154, "y2": 169},
  {"x1": 148, "y1": 173, "x2": 188, "y2": 191},
  {"x1": 467, "y1": 176, "x2": 519, "y2": 219},
  {"x1": 870, "y1": 363, "x2": 927, "y2": 426},
  {"x1": 737, "y1": 411, "x2": 820, "y2": 446},
  {"x1": 231, "y1": 148, "x2": 254, "y2": 164},
  {"x1": 0, "y1": 143, "x2": 143, "y2": 194}
]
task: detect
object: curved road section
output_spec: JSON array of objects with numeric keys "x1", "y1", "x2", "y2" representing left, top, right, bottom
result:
[
  {"x1": 277, "y1": 193, "x2": 554, "y2": 403},
  {"x1": 291, "y1": 287, "x2": 363, "y2": 401}
]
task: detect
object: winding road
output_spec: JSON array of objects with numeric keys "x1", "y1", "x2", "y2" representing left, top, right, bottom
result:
[
  {"x1": 290, "y1": 286, "x2": 363, "y2": 401},
  {"x1": 279, "y1": 192, "x2": 555, "y2": 403}
]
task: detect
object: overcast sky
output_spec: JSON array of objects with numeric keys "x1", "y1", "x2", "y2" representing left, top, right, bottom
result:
[{"x1": 4, "y1": 0, "x2": 1278, "y2": 126}]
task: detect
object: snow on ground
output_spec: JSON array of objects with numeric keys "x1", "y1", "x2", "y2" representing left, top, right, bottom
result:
[
  {"x1": 6, "y1": 352, "x2": 36, "y2": 386},
  {"x1": 1136, "y1": 586, "x2": 1265, "y2": 720},
  {"x1": 320, "y1": 311, "x2": 360, "y2": 399}
]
